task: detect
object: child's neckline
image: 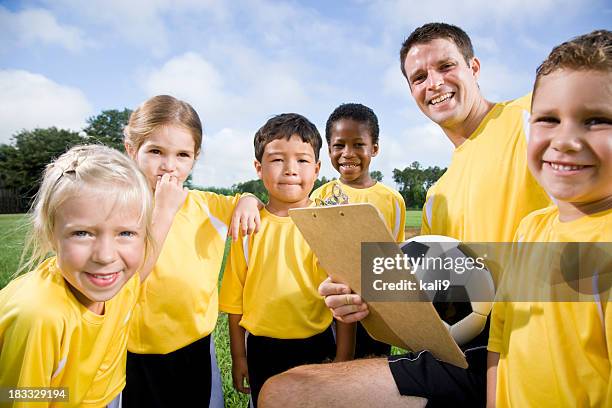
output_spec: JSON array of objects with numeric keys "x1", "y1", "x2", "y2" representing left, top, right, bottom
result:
[{"x1": 337, "y1": 180, "x2": 378, "y2": 190}]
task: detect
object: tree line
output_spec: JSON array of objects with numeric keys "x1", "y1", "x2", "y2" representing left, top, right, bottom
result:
[{"x1": 0, "y1": 109, "x2": 445, "y2": 212}]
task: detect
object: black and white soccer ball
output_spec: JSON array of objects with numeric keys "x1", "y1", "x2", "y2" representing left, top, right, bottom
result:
[{"x1": 399, "y1": 235, "x2": 495, "y2": 346}]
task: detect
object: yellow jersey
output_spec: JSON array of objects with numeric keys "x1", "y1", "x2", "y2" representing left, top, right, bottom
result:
[
  {"x1": 0, "y1": 257, "x2": 140, "y2": 407},
  {"x1": 219, "y1": 208, "x2": 332, "y2": 339},
  {"x1": 128, "y1": 190, "x2": 241, "y2": 354},
  {"x1": 421, "y1": 95, "x2": 550, "y2": 242},
  {"x1": 311, "y1": 180, "x2": 406, "y2": 242},
  {"x1": 489, "y1": 206, "x2": 611, "y2": 407}
]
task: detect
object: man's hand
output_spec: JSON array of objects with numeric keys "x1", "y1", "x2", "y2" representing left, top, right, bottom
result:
[{"x1": 318, "y1": 277, "x2": 369, "y2": 323}]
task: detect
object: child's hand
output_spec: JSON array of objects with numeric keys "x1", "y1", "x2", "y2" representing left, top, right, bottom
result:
[
  {"x1": 232, "y1": 355, "x2": 251, "y2": 394},
  {"x1": 229, "y1": 195, "x2": 261, "y2": 241},
  {"x1": 154, "y1": 173, "x2": 188, "y2": 215}
]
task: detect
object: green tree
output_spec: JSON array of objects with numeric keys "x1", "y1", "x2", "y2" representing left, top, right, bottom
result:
[
  {"x1": 83, "y1": 109, "x2": 131, "y2": 151},
  {"x1": 370, "y1": 170, "x2": 383, "y2": 182},
  {"x1": 232, "y1": 179, "x2": 268, "y2": 203},
  {"x1": 0, "y1": 127, "x2": 85, "y2": 198},
  {"x1": 393, "y1": 161, "x2": 446, "y2": 209}
]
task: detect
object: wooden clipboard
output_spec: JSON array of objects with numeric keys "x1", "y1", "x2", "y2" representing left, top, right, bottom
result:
[{"x1": 290, "y1": 203, "x2": 467, "y2": 368}]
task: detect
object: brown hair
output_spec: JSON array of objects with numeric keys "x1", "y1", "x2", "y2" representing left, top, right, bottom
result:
[
  {"x1": 400, "y1": 22, "x2": 474, "y2": 80},
  {"x1": 533, "y1": 30, "x2": 612, "y2": 95},
  {"x1": 124, "y1": 95, "x2": 203, "y2": 156},
  {"x1": 254, "y1": 113, "x2": 322, "y2": 162}
]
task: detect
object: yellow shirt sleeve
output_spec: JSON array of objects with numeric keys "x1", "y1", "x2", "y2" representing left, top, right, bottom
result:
[
  {"x1": 0, "y1": 302, "x2": 63, "y2": 389},
  {"x1": 219, "y1": 235, "x2": 249, "y2": 315}
]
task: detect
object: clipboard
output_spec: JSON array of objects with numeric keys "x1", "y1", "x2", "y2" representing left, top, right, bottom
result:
[{"x1": 290, "y1": 203, "x2": 467, "y2": 368}]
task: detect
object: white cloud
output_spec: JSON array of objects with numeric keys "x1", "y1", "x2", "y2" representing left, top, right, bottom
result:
[
  {"x1": 0, "y1": 70, "x2": 93, "y2": 144},
  {"x1": 367, "y1": 0, "x2": 589, "y2": 31},
  {"x1": 141, "y1": 50, "x2": 310, "y2": 131},
  {"x1": 379, "y1": 122, "x2": 453, "y2": 180},
  {"x1": 193, "y1": 128, "x2": 257, "y2": 187},
  {"x1": 478, "y1": 60, "x2": 533, "y2": 102},
  {"x1": 0, "y1": 6, "x2": 92, "y2": 52},
  {"x1": 42, "y1": 0, "x2": 229, "y2": 56}
]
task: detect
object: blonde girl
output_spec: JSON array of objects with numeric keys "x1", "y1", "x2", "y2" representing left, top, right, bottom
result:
[
  {"x1": 122, "y1": 95, "x2": 261, "y2": 407},
  {"x1": 0, "y1": 145, "x2": 155, "y2": 407}
]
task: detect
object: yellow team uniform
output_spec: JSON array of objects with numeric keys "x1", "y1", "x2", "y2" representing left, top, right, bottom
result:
[
  {"x1": 219, "y1": 208, "x2": 332, "y2": 338},
  {"x1": 311, "y1": 181, "x2": 406, "y2": 242},
  {"x1": 128, "y1": 190, "x2": 242, "y2": 354},
  {"x1": 421, "y1": 94, "x2": 550, "y2": 241},
  {"x1": 488, "y1": 207, "x2": 612, "y2": 407},
  {"x1": 0, "y1": 257, "x2": 140, "y2": 407}
]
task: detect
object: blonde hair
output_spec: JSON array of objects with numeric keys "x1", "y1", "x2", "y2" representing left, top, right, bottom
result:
[
  {"x1": 18, "y1": 145, "x2": 154, "y2": 275},
  {"x1": 124, "y1": 95, "x2": 203, "y2": 156}
]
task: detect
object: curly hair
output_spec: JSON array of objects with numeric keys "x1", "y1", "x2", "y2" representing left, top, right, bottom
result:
[
  {"x1": 325, "y1": 103, "x2": 379, "y2": 145},
  {"x1": 533, "y1": 30, "x2": 612, "y2": 94}
]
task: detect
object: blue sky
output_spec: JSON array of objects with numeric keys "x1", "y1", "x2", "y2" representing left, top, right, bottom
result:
[{"x1": 1, "y1": 0, "x2": 611, "y2": 187}]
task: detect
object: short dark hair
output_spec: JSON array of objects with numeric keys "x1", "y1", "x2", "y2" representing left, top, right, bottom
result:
[
  {"x1": 254, "y1": 113, "x2": 322, "y2": 162},
  {"x1": 533, "y1": 30, "x2": 612, "y2": 96},
  {"x1": 325, "y1": 103, "x2": 380, "y2": 145},
  {"x1": 399, "y1": 23, "x2": 474, "y2": 79}
]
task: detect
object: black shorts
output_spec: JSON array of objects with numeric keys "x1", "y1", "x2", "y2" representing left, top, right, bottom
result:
[
  {"x1": 354, "y1": 321, "x2": 391, "y2": 358},
  {"x1": 123, "y1": 335, "x2": 212, "y2": 408},
  {"x1": 247, "y1": 326, "x2": 336, "y2": 407},
  {"x1": 388, "y1": 346, "x2": 487, "y2": 408}
]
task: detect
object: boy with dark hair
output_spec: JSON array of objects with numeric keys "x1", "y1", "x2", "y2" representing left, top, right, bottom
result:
[
  {"x1": 312, "y1": 103, "x2": 406, "y2": 357},
  {"x1": 488, "y1": 29, "x2": 612, "y2": 407},
  {"x1": 220, "y1": 113, "x2": 355, "y2": 407}
]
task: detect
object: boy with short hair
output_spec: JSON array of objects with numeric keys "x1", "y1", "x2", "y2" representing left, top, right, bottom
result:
[
  {"x1": 220, "y1": 113, "x2": 355, "y2": 407},
  {"x1": 487, "y1": 29, "x2": 612, "y2": 407},
  {"x1": 311, "y1": 103, "x2": 406, "y2": 357}
]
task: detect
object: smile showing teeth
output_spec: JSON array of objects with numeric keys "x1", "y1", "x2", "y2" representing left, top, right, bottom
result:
[
  {"x1": 548, "y1": 162, "x2": 585, "y2": 171},
  {"x1": 430, "y1": 93, "x2": 453, "y2": 105},
  {"x1": 91, "y1": 273, "x2": 117, "y2": 280},
  {"x1": 340, "y1": 163, "x2": 358, "y2": 168}
]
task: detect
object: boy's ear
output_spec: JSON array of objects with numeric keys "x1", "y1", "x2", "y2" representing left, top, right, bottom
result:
[
  {"x1": 372, "y1": 143, "x2": 379, "y2": 157},
  {"x1": 125, "y1": 142, "x2": 136, "y2": 159},
  {"x1": 315, "y1": 160, "x2": 321, "y2": 177},
  {"x1": 254, "y1": 160, "x2": 263, "y2": 179}
]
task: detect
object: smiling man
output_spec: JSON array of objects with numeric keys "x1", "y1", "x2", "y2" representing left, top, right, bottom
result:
[{"x1": 258, "y1": 23, "x2": 550, "y2": 407}]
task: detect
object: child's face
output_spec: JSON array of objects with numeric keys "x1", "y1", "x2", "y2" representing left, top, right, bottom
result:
[
  {"x1": 53, "y1": 191, "x2": 146, "y2": 314},
  {"x1": 255, "y1": 134, "x2": 320, "y2": 209},
  {"x1": 126, "y1": 124, "x2": 197, "y2": 191},
  {"x1": 329, "y1": 119, "x2": 378, "y2": 186},
  {"x1": 529, "y1": 69, "x2": 612, "y2": 207}
]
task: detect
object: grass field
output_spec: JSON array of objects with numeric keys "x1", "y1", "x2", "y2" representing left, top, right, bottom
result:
[{"x1": 0, "y1": 211, "x2": 420, "y2": 406}]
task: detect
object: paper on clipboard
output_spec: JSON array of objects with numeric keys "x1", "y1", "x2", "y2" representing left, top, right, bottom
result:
[{"x1": 289, "y1": 203, "x2": 467, "y2": 368}]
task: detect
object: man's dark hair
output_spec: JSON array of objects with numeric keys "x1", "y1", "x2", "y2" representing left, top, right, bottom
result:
[
  {"x1": 325, "y1": 103, "x2": 380, "y2": 145},
  {"x1": 399, "y1": 22, "x2": 475, "y2": 79},
  {"x1": 254, "y1": 113, "x2": 322, "y2": 162}
]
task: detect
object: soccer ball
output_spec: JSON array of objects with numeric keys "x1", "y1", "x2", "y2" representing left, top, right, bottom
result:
[{"x1": 399, "y1": 235, "x2": 495, "y2": 346}]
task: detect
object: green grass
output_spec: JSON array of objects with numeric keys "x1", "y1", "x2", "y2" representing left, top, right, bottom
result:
[
  {"x1": 0, "y1": 211, "x2": 421, "y2": 407},
  {"x1": 405, "y1": 210, "x2": 422, "y2": 229},
  {"x1": 0, "y1": 214, "x2": 29, "y2": 288}
]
